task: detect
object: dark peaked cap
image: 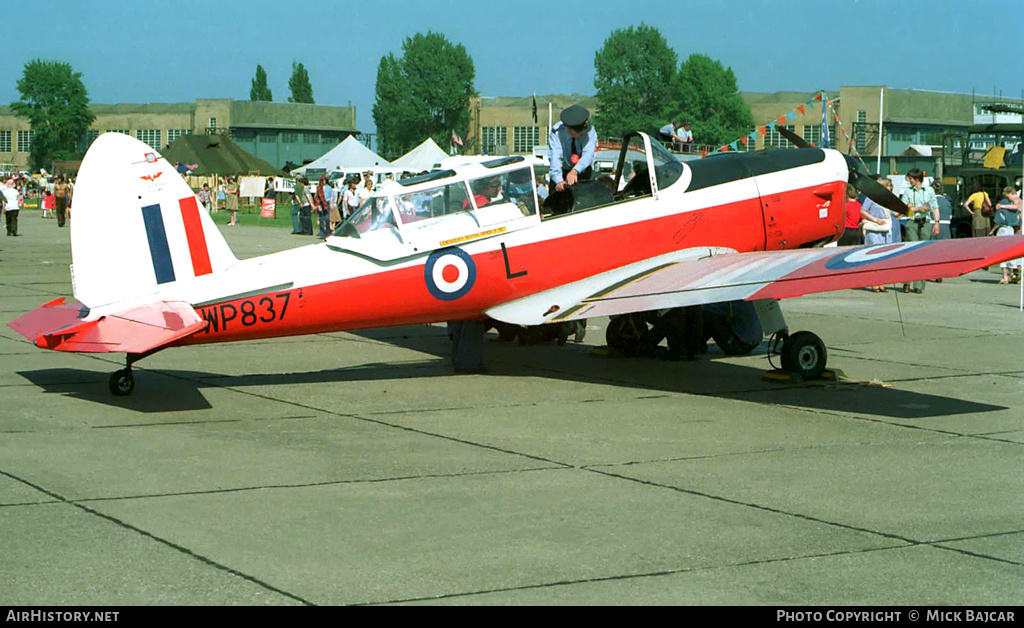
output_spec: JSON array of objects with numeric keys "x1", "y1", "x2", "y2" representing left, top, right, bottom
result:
[{"x1": 560, "y1": 105, "x2": 590, "y2": 127}]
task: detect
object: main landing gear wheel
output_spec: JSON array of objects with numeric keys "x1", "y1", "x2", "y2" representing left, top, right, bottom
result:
[
  {"x1": 605, "y1": 313, "x2": 654, "y2": 357},
  {"x1": 108, "y1": 368, "x2": 135, "y2": 396},
  {"x1": 780, "y1": 331, "x2": 827, "y2": 380}
]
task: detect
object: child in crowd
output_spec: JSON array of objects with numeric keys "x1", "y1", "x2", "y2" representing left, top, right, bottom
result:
[
  {"x1": 199, "y1": 183, "x2": 212, "y2": 213},
  {"x1": 42, "y1": 189, "x2": 55, "y2": 218}
]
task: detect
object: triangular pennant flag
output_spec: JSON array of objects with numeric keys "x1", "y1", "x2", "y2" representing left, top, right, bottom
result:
[
  {"x1": 786, "y1": 111, "x2": 796, "y2": 122},
  {"x1": 720, "y1": 145, "x2": 729, "y2": 152},
  {"x1": 834, "y1": 113, "x2": 840, "y2": 123},
  {"x1": 777, "y1": 116, "x2": 787, "y2": 126},
  {"x1": 730, "y1": 141, "x2": 738, "y2": 150},
  {"x1": 758, "y1": 126, "x2": 767, "y2": 135},
  {"x1": 815, "y1": 93, "x2": 823, "y2": 101},
  {"x1": 739, "y1": 135, "x2": 749, "y2": 145},
  {"x1": 797, "y1": 105, "x2": 805, "y2": 115},
  {"x1": 768, "y1": 121, "x2": 777, "y2": 130},
  {"x1": 807, "y1": 100, "x2": 815, "y2": 111}
]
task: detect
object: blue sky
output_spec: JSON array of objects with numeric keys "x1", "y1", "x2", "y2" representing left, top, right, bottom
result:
[{"x1": 4, "y1": 0, "x2": 1021, "y2": 135}]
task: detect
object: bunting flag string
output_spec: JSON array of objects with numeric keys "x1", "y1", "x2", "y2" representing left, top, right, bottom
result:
[
  {"x1": 826, "y1": 98, "x2": 871, "y2": 173},
  {"x1": 713, "y1": 90, "x2": 832, "y2": 154}
]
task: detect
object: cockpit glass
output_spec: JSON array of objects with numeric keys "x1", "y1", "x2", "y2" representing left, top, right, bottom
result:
[
  {"x1": 394, "y1": 181, "x2": 470, "y2": 226},
  {"x1": 333, "y1": 165, "x2": 538, "y2": 239},
  {"x1": 650, "y1": 138, "x2": 685, "y2": 190},
  {"x1": 333, "y1": 195, "x2": 397, "y2": 238},
  {"x1": 468, "y1": 167, "x2": 537, "y2": 217}
]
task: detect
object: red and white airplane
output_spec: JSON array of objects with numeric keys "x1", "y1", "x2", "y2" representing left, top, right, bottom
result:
[{"x1": 10, "y1": 131, "x2": 1024, "y2": 395}]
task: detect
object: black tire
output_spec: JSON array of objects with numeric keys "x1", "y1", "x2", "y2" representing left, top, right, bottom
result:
[
  {"x1": 605, "y1": 314, "x2": 651, "y2": 357},
  {"x1": 494, "y1": 322, "x2": 520, "y2": 342},
  {"x1": 556, "y1": 323, "x2": 570, "y2": 346},
  {"x1": 709, "y1": 318, "x2": 759, "y2": 356},
  {"x1": 108, "y1": 369, "x2": 135, "y2": 396},
  {"x1": 517, "y1": 326, "x2": 546, "y2": 346},
  {"x1": 780, "y1": 331, "x2": 827, "y2": 380}
]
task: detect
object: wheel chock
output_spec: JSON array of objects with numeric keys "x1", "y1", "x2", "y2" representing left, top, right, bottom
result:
[{"x1": 763, "y1": 368, "x2": 845, "y2": 384}]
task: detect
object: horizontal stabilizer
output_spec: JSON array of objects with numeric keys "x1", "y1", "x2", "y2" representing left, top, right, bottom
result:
[
  {"x1": 8, "y1": 300, "x2": 207, "y2": 354},
  {"x1": 487, "y1": 237, "x2": 1024, "y2": 325}
]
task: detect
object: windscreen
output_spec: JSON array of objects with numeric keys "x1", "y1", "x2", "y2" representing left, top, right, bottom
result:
[{"x1": 333, "y1": 195, "x2": 397, "y2": 238}]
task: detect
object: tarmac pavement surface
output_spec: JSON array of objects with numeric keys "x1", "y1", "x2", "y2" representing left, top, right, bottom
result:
[{"x1": 1, "y1": 216, "x2": 1022, "y2": 605}]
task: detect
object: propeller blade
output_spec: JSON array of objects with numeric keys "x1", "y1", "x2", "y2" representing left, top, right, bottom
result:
[
  {"x1": 776, "y1": 126, "x2": 812, "y2": 149},
  {"x1": 849, "y1": 169, "x2": 909, "y2": 215}
]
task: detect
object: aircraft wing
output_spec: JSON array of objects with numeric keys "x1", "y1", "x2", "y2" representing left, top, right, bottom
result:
[
  {"x1": 486, "y1": 237, "x2": 1024, "y2": 326},
  {"x1": 8, "y1": 298, "x2": 207, "y2": 354}
]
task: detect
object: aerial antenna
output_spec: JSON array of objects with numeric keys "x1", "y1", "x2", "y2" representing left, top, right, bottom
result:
[{"x1": 893, "y1": 290, "x2": 906, "y2": 337}]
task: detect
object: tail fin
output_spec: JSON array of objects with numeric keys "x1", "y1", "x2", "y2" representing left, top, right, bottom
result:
[{"x1": 70, "y1": 132, "x2": 237, "y2": 308}]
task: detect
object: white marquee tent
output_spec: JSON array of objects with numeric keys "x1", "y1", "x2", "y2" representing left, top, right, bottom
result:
[
  {"x1": 391, "y1": 137, "x2": 450, "y2": 173},
  {"x1": 291, "y1": 136, "x2": 393, "y2": 175}
]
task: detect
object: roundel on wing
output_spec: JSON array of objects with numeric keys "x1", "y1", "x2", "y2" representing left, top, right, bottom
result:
[
  {"x1": 824, "y1": 241, "x2": 931, "y2": 270},
  {"x1": 424, "y1": 247, "x2": 477, "y2": 301}
]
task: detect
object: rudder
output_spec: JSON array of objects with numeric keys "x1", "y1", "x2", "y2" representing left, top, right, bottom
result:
[{"x1": 70, "y1": 133, "x2": 237, "y2": 308}]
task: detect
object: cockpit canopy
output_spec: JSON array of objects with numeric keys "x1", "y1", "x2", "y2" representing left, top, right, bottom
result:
[
  {"x1": 331, "y1": 157, "x2": 539, "y2": 260},
  {"x1": 328, "y1": 134, "x2": 688, "y2": 261}
]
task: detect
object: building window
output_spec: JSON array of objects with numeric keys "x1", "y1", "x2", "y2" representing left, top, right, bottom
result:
[
  {"x1": 513, "y1": 126, "x2": 539, "y2": 153},
  {"x1": 106, "y1": 129, "x2": 130, "y2": 135},
  {"x1": 322, "y1": 134, "x2": 335, "y2": 146},
  {"x1": 890, "y1": 130, "x2": 913, "y2": 142},
  {"x1": 303, "y1": 133, "x2": 319, "y2": 144},
  {"x1": 17, "y1": 130, "x2": 34, "y2": 153},
  {"x1": 82, "y1": 130, "x2": 100, "y2": 150},
  {"x1": 167, "y1": 129, "x2": 190, "y2": 145},
  {"x1": 481, "y1": 126, "x2": 507, "y2": 154},
  {"x1": 135, "y1": 129, "x2": 162, "y2": 149},
  {"x1": 0, "y1": 131, "x2": 11, "y2": 153},
  {"x1": 763, "y1": 125, "x2": 796, "y2": 149},
  {"x1": 208, "y1": 118, "x2": 217, "y2": 132},
  {"x1": 281, "y1": 132, "x2": 298, "y2": 144},
  {"x1": 856, "y1": 110, "x2": 867, "y2": 153},
  {"x1": 803, "y1": 125, "x2": 821, "y2": 146}
]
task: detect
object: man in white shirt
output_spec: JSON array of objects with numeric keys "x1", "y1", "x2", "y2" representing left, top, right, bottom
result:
[
  {"x1": 677, "y1": 121, "x2": 694, "y2": 153},
  {"x1": 3, "y1": 179, "x2": 23, "y2": 236},
  {"x1": 657, "y1": 121, "x2": 683, "y2": 149}
]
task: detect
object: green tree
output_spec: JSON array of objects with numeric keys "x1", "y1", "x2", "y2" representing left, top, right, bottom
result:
[
  {"x1": 593, "y1": 25, "x2": 677, "y2": 138},
  {"x1": 288, "y1": 61, "x2": 314, "y2": 104},
  {"x1": 10, "y1": 59, "x2": 95, "y2": 171},
  {"x1": 250, "y1": 64, "x2": 273, "y2": 101},
  {"x1": 670, "y1": 53, "x2": 754, "y2": 148},
  {"x1": 373, "y1": 31, "x2": 475, "y2": 160}
]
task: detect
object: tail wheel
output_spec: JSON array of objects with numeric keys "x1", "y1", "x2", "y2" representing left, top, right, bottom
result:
[
  {"x1": 606, "y1": 314, "x2": 652, "y2": 357},
  {"x1": 108, "y1": 369, "x2": 135, "y2": 396},
  {"x1": 780, "y1": 331, "x2": 827, "y2": 380}
]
